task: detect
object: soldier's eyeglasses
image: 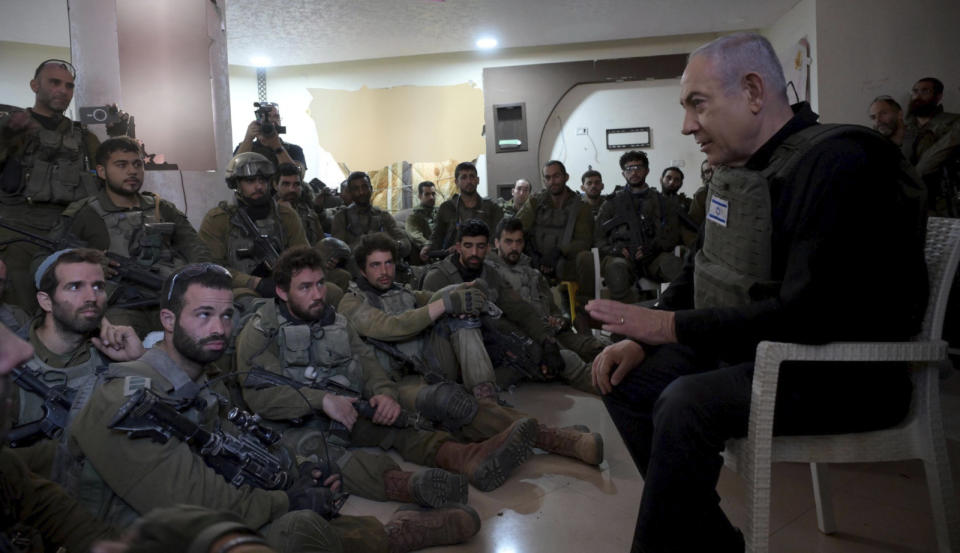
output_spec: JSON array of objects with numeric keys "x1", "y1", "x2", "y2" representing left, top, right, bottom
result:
[{"x1": 165, "y1": 263, "x2": 232, "y2": 302}]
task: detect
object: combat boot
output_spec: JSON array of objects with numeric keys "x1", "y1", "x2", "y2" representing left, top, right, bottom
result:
[
  {"x1": 434, "y1": 417, "x2": 537, "y2": 491},
  {"x1": 383, "y1": 468, "x2": 469, "y2": 508},
  {"x1": 535, "y1": 424, "x2": 604, "y2": 466},
  {"x1": 384, "y1": 503, "x2": 481, "y2": 553}
]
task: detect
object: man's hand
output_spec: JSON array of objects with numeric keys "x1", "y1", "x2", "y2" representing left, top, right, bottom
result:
[
  {"x1": 368, "y1": 394, "x2": 401, "y2": 426},
  {"x1": 585, "y1": 299, "x2": 677, "y2": 345},
  {"x1": 243, "y1": 120, "x2": 261, "y2": 143},
  {"x1": 634, "y1": 247, "x2": 645, "y2": 260},
  {"x1": 592, "y1": 340, "x2": 645, "y2": 394},
  {"x1": 419, "y1": 245, "x2": 431, "y2": 262},
  {"x1": 442, "y1": 284, "x2": 486, "y2": 316},
  {"x1": 321, "y1": 394, "x2": 358, "y2": 430},
  {"x1": 92, "y1": 320, "x2": 145, "y2": 362},
  {"x1": 5, "y1": 110, "x2": 39, "y2": 133},
  {"x1": 539, "y1": 337, "x2": 564, "y2": 378},
  {"x1": 104, "y1": 104, "x2": 131, "y2": 137}
]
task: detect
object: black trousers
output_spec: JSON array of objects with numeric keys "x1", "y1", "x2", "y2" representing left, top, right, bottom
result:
[{"x1": 602, "y1": 343, "x2": 912, "y2": 553}]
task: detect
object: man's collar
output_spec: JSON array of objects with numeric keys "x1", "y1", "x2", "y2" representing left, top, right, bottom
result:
[
  {"x1": 353, "y1": 275, "x2": 398, "y2": 296},
  {"x1": 97, "y1": 188, "x2": 149, "y2": 211},
  {"x1": 29, "y1": 315, "x2": 95, "y2": 368},
  {"x1": 744, "y1": 102, "x2": 819, "y2": 171}
]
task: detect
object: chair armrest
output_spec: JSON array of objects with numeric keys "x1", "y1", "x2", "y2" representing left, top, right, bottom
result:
[{"x1": 742, "y1": 340, "x2": 947, "y2": 457}]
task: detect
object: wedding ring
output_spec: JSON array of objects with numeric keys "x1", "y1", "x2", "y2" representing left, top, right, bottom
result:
[{"x1": 619, "y1": 315, "x2": 625, "y2": 325}]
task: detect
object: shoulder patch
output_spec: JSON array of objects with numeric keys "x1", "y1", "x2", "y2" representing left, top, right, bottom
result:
[{"x1": 123, "y1": 375, "x2": 152, "y2": 396}]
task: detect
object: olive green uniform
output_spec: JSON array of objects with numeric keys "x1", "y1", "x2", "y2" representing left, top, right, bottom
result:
[
  {"x1": 68, "y1": 346, "x2": 386, "y2": 552},
  {"x1": 485, "y1": 251, "x2": 604, "y2": 375},
  {"x1": 405, "y1": 205, "x2": 436, "y2": 251},
  {"x1": 428, "y1": 195, "x2": 503, "y2": 252},
  {"x1": 0, "y1": 109, "x2": 101, "y2": 312},
  {"x1": 421, "y1": 256, "x2": 591, "y2": 390},
  {"x1": 198, "y1": 199, "x2": 309, "y2": 291},
  {"x1": 576, "y1": 185, "x2": 683, "y2": 302},
  {"x1": 52, "y1": 189, "x2": 212, "y2": 335},
  {"x1": 234, "y1": 300, "x2": 455, "y2": 502},
  {"x1": 331, "y1": 204, "x2": 409, "y2": 256},
  {"x1": 494, "y1": 197, "x2": 524, "y2": 219},
  {"x1": 0, "y1": 449, "x2": 116, "y2": 552},
  {"x1": 516, "y1": 186, "x2": 594, "y2": 283},
  {"x1": 902, "y1": 107, "x2": 960, "y2": 215},
  {"x1": 289, "y1": 196, "x2": 324, "y2": 246},
  {"x1": 338, "y1": 279, "x2": 529, "y2": 442},
  {"x1": 10, "y1": 318, "x2": 109, "y2": 477}
]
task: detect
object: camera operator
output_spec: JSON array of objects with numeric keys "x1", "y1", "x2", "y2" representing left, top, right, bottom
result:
[{"x1": 234, "y1": 102, "x2": 307, "y2": 174}]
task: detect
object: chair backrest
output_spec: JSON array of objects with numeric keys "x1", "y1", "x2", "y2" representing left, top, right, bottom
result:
[{"x1": 919, "y1": 217, "x2": 960, "y2": 341}]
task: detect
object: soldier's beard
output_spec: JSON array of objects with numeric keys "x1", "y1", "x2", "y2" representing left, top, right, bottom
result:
[
  {"x1": 503, "y1": 250, "x2": 521, "y2": 265},
  {"x1": 52, "y1": 300, "x2": 103, "y2": 336},
  {"x1": 172, "y1": 321, "x2": 226, "y2": 364},
  {"x1": 289, "y1": 298, "x2": 325, "y2": 323},
  {"x1": 908, "y1": 99, "x2": 938, "y2": 118}
]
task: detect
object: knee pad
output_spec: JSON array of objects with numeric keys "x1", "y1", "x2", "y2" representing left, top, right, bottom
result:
[{"x1": 415, "y1": 382, "x2": 478, "y2": 431}]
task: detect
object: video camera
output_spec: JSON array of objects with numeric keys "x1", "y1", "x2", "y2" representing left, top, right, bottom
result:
[{"x1": 253, "y1": 101, "x2": 285, "y2": 136}]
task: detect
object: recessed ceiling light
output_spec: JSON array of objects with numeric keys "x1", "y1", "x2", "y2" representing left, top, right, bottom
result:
[
  {"x1": 251, "y1": 56, "x2": 271, "y2": 67},
  {"x1": 476, "y1": 37, "x2": 498, "y2": 50}
]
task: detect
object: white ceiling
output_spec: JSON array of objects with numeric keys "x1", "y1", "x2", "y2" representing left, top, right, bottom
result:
[{"x1": 225, "y1": 0, "x2": 800, "y2": 67}]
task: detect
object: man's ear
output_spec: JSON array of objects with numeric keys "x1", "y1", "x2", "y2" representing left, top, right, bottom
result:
[
  {"x1": 96, "y1": 165, "x2": 106, "y2": 180},
  {"x1": 275, "y1": 286, "x2": 289, "y2": 303},
  {"x1": 159, "y1": 308, "x2": 176, "y2": 334},
  {"x1": 742, "y1": 72, "x2": 766, "y2": 114},
  {"x1": 36, "y1": 291, "x2": 52, "y2": 314},
  {"x1": 30, "y1": 79, "x2": 40, "y2": 94}
]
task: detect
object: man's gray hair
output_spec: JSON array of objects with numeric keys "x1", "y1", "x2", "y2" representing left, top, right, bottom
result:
[{"x1": 690, "y1": 33, "x2": 788, "y2": 102}]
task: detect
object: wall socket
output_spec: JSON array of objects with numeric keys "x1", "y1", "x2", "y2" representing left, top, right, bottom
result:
[
  {"x1": 670, "y1": 159, "x2": 685, "y2": 167},
  {"x1": 576, "y1": 127, "x2": 589, "y2": 135}
]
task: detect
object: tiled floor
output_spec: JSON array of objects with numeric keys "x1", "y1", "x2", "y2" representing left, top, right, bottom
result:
[{"x1": 341, "y1": 376, "x2": 960, "y2": 553}]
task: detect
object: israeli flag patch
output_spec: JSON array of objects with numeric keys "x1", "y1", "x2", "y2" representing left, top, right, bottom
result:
[{"x1": 707, "y1": 196, "x2": 729, "y2": 227}]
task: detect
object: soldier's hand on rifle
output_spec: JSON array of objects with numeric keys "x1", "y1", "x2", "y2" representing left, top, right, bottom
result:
[
  {"x1": 321, "y1": 394, "x2": 358, "y2": 430},
  {"x1": 103, "y1": 257, "x2": 120, "y2": 279},
  {"x1": 368, "y1": 394, "x2": 401, "y2": 426},
  {"x1": 92, "y1": 320, "x2": 145, "y2": 362},
  {"x1": 633, "y1": 247, "x2": 645, "y2": 260},
  {"x1": 621, "y1": 247, "x2": 631, "y2": 259}
]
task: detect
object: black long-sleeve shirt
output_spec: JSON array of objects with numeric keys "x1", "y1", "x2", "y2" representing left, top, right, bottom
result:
[{"x1": 661, "y1": 103, "x2": 928, "y2": 363}]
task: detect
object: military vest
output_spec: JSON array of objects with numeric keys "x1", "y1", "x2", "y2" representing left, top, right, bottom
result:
[
  {"x1": 256, "y1": 302, "x2": 363, "y2": 393},
  {"x1": 0, "y1": 121, "x2": 99, "y2": 208},
  {"x1": 72, "y1": 350, "x2": 224, "y2": 527},
  {"x1": 71, "y1": 193, "x2": 181, "y2": 271},
  {"x1": 486, "y1": 256, "x2": 548, "y2": 319},
  {"x1": 694, "y1": 124, "x2": 925, "y2": 309},
  {"x1": 16, "y1": 348, "x2": 106, "y2": 439},
  {"x1": 222, "y1": 202, "x2": 286, "y2": 275},
  {"x1": 294, "y1": 201, "x2": 321, "y2": 245},
  {"x1": 531, "y1": 190, "x2": 580, "y2": 267},
  {"x1": 342, "y1": 204, "x2": 389, "y2": 244},
  {"x1": 354, "y1": 281, "x2": 424, "y2": 376}
]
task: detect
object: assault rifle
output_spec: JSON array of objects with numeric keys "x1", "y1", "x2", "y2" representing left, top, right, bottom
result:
[
  {"x1": 244, "y1": 368, "x2": 435, "y2": 432},
  {"x1": 479, "y1": 318, "x2": 550, "y2": 383},
  {"x1": 0, "y1": 218, "x2": 165, "y2": 300},
  {"x1": 109, "y1": 387, "x2": 291, "y2": 490},
  {"x1": 233, "y1": 207, "x2": 281, "y2": 278},
  {"x1": 601, "y1": 212, "x2": 653, "y2": 269},
  {"x1": 365, "y1": 337, "x2": 445, "y2": 385},
  {"x1": 7, "y1": 366, "x2": 76, "y2": 448}
]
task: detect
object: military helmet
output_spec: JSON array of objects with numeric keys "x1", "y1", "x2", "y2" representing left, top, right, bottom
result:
[
  {"x1": 317, "y1": 236, "x2": 352, "y2": 268},
  {"x1": 225, "y1": 152, "x2": 275, "y2": 189}
]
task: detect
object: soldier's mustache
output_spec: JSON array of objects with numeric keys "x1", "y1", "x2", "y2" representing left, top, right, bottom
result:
[{"x1": 199, "y1": 334, "x2": 226, "y2": 345}]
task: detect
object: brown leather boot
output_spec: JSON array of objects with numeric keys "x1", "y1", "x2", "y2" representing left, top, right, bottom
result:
[
  {"x1": 384, "y1": 503, "x2": 481, "y2": 553},
  {"x1": 434, "y1": 418, "x2": 537, "y2": 491},
  {"x1": 383, "y1": 468, "x2": 469, "y2": 508},
  {"x1": 535, "y1": 424, "x2": 604, "y2": 466}
]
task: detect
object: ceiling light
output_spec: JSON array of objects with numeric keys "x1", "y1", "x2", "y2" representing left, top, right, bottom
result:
[
  {"x1": 250, "y1": 56, "x2": 271, "y2": 67},
  {"x1": 476, "y1": 37, "x2": 498, "y2": 50}
]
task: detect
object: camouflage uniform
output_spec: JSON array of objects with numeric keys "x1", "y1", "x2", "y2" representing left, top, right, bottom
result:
[
  {"x1": 0, "y1": 109, "x2": 101, "y2": 312},
  {"x1": 428, "y1": 195, "x2": 502, "y2": 252}
]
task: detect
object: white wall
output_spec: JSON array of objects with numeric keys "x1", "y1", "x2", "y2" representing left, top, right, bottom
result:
[
  {"x1": 227, "y1": 33, "x2": 721, "y2": 195},
  {"x1": 816, "y1": 0, "x2": 960, "y2": 125},
  {"x1": 542, "y1": 79, "x2": 705, "y2": 196},
  {"x1": 762, "y1": 0, "x2": 818, "y2": 112}
]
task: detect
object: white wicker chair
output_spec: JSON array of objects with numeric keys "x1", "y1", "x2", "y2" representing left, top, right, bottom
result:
[{"x1": 723, "y1": 216, "x2": 960, "y2": 553}]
